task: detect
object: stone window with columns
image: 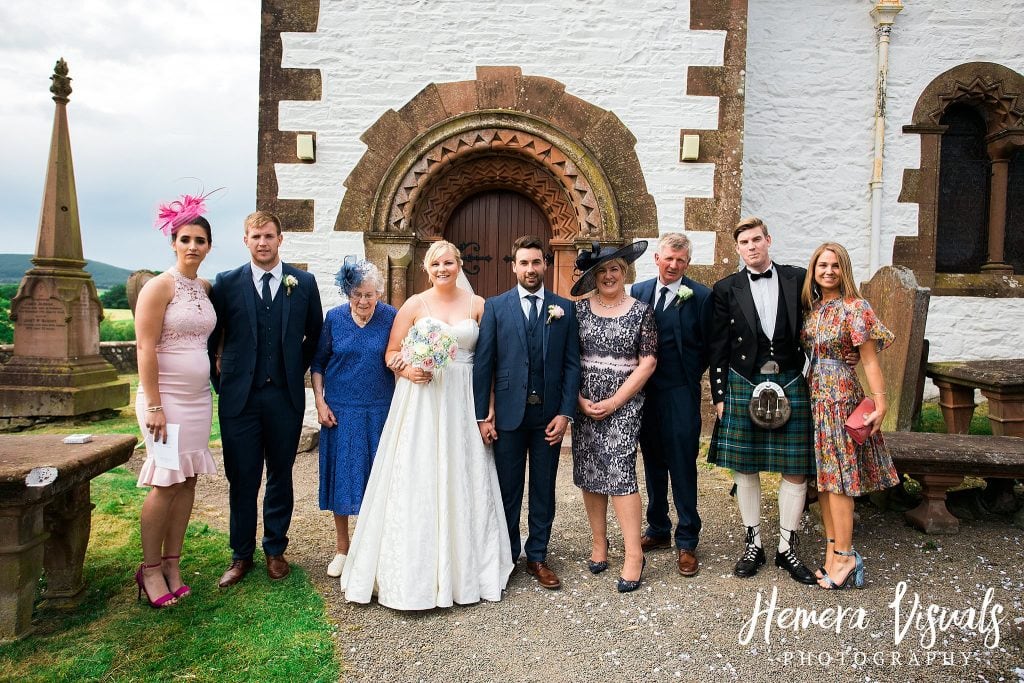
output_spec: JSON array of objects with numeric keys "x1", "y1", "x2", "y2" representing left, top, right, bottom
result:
[{"x1": 896, "y1": 62, "x2": 1024, "y2": 296}]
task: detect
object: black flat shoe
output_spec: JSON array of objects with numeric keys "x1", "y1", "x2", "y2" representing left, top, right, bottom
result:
[
  {"x1": 775, "y1": 529, "x2": 817, "y2": 585},
  {"x1": 775, "y1": 548, "x2": 817, "y2": 585},
  {"x1": 734, "y1": 525, "x2": 766, "y2": 578},
  {"x1": 616, "y1": 556, "x2": 646, "y2": 593},
  {"x1": 588, "y1": 538, "x2": 610, "y2": 575},
  {"x1": 734, "y1": 543, "x2": 766, "y2": 577}
]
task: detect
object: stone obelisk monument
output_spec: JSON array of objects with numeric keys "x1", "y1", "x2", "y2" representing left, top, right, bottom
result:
[{"x1": 0, "y1": 59, "x2": 129, "y2": 427}]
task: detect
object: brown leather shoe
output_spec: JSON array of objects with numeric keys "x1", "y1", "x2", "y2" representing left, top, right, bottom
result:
[
  {"x1": 266, "y1": 554, "x2": 290, "y2": 580},
  {"x1": 640, "y1": 535, "x2": 672, "y2": 552},
  {"x1": 525, "y1": 561, "x2": 561, "y2": 589},
  {"x1": 677, "y1": 549, "x2": 699, "y2": 577},
  {"x1": 218, "y1": 558, "x2": 253, "y2": 588}
]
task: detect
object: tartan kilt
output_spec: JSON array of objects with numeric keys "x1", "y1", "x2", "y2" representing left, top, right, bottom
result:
[{"x1": 708, "y1": 368, "x2": 815, "y2": 475}]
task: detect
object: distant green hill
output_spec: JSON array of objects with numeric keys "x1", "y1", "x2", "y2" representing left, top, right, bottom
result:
[{"x1": 0, "y1": 254, "x2": 135, "y2": 289}]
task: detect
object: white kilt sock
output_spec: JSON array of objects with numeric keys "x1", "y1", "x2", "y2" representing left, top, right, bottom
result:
[
  {"x1": 777, "y1": 478, "x2": 808, "y2": 553},
  {"x1": 733, "y1": 472, "x2": 762, "y2": 548}
]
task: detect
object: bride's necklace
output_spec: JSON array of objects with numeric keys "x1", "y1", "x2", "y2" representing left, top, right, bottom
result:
[{"x1": 594, "y1": 293, "x2": 626, "y2": 309}]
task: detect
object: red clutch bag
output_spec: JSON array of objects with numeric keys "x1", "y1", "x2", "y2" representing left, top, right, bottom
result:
[{"x1": 844, "y1": 398, "x2": 875, "y2": 445}]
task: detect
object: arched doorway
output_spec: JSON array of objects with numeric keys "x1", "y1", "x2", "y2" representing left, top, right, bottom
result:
[
  {"x1": 443, "y1": 190, "x2": 553, "y2": 298},
  {"x1": 336, "y1": 66, "x2": 658, "y2": 304}
]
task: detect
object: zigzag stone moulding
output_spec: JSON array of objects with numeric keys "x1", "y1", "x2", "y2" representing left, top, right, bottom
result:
[
  {"x1": 336, "y1": 66, "x2": 656, "y2": 246},
  {"x1": 392, "y1": 129, "x2": 603, "y2": 242}
]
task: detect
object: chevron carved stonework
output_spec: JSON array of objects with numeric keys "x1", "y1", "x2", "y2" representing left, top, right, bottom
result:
[
  {"x1": 929, "y1": 76, "x2": 1024, "y2": 129},
  {"x1": 389, "y1": 128, "x2": 602, "y2": 241}
]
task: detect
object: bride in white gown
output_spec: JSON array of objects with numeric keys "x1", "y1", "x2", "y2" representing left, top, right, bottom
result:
[{"x1": 340, "y1": 241, "x2": 513, "y2": 610}]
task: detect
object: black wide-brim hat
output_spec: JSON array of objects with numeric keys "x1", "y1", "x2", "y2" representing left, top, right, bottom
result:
[{"x1": 570, "y1": 240, "x2": 649, "y2": 297}]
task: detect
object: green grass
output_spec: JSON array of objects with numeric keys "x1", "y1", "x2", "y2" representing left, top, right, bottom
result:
[
  {"x1": 0, "y1": 468, "x2": 339, "y2": 683},
  {"x1": 915, "y1": 399, "x2": 992, "y2": 435},
  {"x1": 26, "y1": 375, "x2": 222, "y2": 448}
]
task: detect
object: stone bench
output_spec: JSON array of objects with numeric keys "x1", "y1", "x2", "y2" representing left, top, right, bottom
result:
[
  {"x1": 885, "y1": 431, "x2": 1024, "y2": 534},
  {"x1": 0, "y1": 433, "x2": 137, "y2": 642}
]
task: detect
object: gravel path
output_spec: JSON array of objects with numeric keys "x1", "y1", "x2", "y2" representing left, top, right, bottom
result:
[{"x1": 133, "y1": 444, "x2": 1024, "y2": 683}]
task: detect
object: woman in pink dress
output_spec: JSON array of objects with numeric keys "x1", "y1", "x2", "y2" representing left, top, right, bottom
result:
[{"x1": 133, "y1": 194, "x2": 219, "y2": 608}]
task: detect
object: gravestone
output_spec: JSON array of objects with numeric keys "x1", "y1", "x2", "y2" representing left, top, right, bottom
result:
[
  {"x1": 0, "y1": 60, "x2": 129, "y2": 428},
  {"x1": 859, "y1": 265, "x2": 931, "y2": 432}
]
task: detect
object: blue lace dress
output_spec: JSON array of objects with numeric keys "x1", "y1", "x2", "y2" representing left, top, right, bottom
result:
[
  {"x1": 572, "y1": 299, "x2": 658, "y2": 495},
  {"x1": 311, "y1": 302, "x2": 397, "y2": 515}
]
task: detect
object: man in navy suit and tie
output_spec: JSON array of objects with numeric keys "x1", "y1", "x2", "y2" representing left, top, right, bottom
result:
[
  {"x1": 632, "y1": 233, "x2": 712, "y2": 576},
  {"x1": 210, "y1": 211, "x2": 323, "y2": 587},
  {"x1": 474, "y1": 235, "x2": 581, "y2": 590}
]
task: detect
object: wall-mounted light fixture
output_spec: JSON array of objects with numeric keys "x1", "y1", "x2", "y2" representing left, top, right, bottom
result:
[
  {"x1": 297, "y1": 133, "x2": 315, "y2": 161},
  {"x1": 680, "y1": 134, "x2": 700, "y2": 162}
]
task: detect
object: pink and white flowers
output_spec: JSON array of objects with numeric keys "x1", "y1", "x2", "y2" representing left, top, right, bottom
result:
[
  {"x1": 401, "y1": 319, "x2": 459, "y2": 372},
  {"x1": 546, "y1": 304, "x2": 565, "y2": 325}
]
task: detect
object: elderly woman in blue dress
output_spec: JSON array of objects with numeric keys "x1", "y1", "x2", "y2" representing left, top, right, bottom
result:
[{"x1": 311, "y1": 257, "x2": 398, "y2": 577}]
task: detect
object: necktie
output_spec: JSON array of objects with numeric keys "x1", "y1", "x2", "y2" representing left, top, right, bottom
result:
[
  {"x1": 526, "y1": 294, "x2": 539, "y2": 327},
  {"x1": 656, "y1": 286, "x2": 670, "y2": 312},
  {"x1": 749, "y1": 269, "x2": 773, "y2": 281},
  {"x1": 261, "y1": 272, "x2": 273, "y2": 307}
]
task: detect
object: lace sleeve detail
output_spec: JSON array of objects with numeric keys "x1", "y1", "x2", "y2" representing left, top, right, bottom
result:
[
  {"x1": 847, "y1": 298, "x2": 894, "y2": 353},
  {"x1": 637, "y1": 303, "x2": 658, "y2": 359},
  {"x1": 310, "y1": 308, "x2": 337, "y2": 375}
]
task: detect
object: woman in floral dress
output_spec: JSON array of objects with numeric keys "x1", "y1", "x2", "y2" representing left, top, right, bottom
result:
[
  {"x1": 571, "y1": 241, "x2": 658, "y2": 592},
  {"x1": 800, "y1": 242, "x2": 896, "y2": 590}
]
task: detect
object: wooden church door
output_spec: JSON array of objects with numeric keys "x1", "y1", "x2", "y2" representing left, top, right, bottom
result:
[{"x1": 443, "y1": 190, "x2": 553, "y2": 299}]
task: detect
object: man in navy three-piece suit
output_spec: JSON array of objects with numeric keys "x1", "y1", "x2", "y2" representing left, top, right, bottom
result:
[
  {"x1": 631, "y1": 233, "x2": 712, "y2": 577},
  {"x1": 474, "y1": 235, "x2": 581, "y2": 590},
  {"x1": 209, "y1": 210, "x2": 323, "y2": 588}
]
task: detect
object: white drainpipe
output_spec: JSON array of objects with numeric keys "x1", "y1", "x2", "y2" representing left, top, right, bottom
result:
[{"x1": 868, "y1": 0, "x2": 904, "y2": 275}]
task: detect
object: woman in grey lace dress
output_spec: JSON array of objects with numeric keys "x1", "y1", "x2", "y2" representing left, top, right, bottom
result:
[{"x1": 570, "y1": 242, "x2": 657, "y2": 592}]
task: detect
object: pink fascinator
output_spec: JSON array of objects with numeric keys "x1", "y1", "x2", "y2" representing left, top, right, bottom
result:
[{"x1": 154, "y1": 189, "x2": 218, "y2": 236}]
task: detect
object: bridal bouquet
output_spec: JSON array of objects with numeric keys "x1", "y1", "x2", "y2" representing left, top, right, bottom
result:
[{"x1": 401, "y1": 319, "x2": 459, "y2": 372}]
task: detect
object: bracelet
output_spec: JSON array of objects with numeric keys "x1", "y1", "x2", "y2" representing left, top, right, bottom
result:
[
  {"x1": 871, "y1": 391, "x2": 886, "y2": 396},
  {"x1": 146, "y1": 406, "x2": 163, "y2": 412}
]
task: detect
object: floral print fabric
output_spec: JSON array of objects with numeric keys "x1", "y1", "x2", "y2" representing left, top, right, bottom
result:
[{"x1": 801, "y1": 297, "x2": 899, "y2": 495}]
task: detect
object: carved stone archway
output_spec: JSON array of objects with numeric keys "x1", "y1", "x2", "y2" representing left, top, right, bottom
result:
[
  {"x1": 336, "y1": 66, "x2": 657, "y2": 303},
  {"x1": 896, "y1": 62, "x2": 1024, "y2": 296}
]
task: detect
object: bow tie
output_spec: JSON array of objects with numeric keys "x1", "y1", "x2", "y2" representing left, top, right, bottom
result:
[{"x1": 749, "y1": 269, "x2": 773, "y2": 281}]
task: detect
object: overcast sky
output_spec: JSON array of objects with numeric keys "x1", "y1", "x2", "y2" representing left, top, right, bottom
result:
[{"x1": 0, "y1": 0, "x2": 259, "y2": 276}]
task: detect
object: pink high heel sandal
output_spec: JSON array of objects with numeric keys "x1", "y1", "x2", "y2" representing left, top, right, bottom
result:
[
  {"x1": 135, "y1": 562, "x2": 176, "y2": 608},
  {"x1": 162, "y1": 555, "x2": 191, "y2": 599}
]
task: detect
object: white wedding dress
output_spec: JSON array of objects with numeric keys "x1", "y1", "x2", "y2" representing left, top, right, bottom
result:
[{"x1": 340, "y1": 316, "x2": 513, "y2": 610}]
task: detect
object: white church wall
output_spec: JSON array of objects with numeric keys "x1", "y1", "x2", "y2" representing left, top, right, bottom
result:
[
  {"x1": 272, "y1": 0, "x2": 727, "y2": 308},
  {"x1": 743, "y1": 1, "x2": 1024, "y2": 379}
]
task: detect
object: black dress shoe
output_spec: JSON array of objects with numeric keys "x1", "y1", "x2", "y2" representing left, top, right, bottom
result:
[
  {"x1": 588, "y1": 538, "x2": 610, "y2": 575},
  {"x1": 734, "y1": 543, "x2": 766, "y2": 577},
  {"x1": 617, "y1": 557, "x2": 646, "y2": 593},
  {"x1": 775, "y1": 548, "x2": 817, "y2": 585}
]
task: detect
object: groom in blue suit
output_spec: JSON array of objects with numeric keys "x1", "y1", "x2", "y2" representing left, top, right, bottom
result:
[
  {"x1": 474, "y1": 235, "x2": 581, "y2": 590},
  {"x1": 209, "y1": 210, "x2": 323, "y2": 587},
  {"x1": 632, "y1": 233, "x2": 711, "y2": 577}
]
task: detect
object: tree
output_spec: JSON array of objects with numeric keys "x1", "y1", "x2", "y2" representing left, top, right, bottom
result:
[
  {"x1": 0, "y1": 284, "x2": 17, "y2": 344},
  {"x1": 100, "y1": 283, "x2": 129, "y2": 309}
]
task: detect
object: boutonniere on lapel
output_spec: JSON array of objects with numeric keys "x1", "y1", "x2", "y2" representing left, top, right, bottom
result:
[
  {"x1": 283, "y1": 274, "x2": 298, "y2": 296},
  {"x1": 672, "y1": 285, "x2": 694, "y2": 308},
  {"x1": 546, "y1": 304, "x2": 565, "y2": 325}
]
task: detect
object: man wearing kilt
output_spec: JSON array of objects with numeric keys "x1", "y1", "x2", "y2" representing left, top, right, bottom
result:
[{"x1": 708, "y1": 217, "x2": 817, "y2": 585}]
